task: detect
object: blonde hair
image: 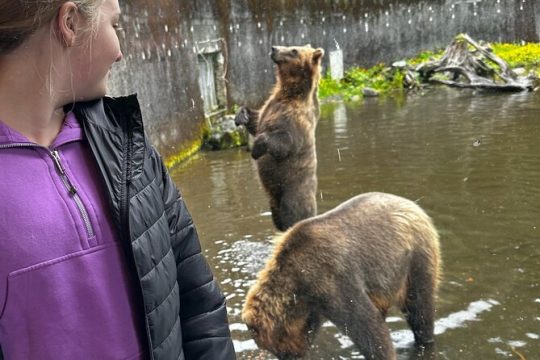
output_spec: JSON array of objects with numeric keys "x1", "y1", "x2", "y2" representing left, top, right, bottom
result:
[{"x1": 0, "y1": 0, "x2": 104, "y2": 54}]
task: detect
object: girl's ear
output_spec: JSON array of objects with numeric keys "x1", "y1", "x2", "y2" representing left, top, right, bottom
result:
[{"x1": 56, "y1": 1, "x2": 81, "y2": 47}]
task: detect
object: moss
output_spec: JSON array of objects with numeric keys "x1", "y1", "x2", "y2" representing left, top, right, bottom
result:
[
  {"x1": 228, "y1": 129, "x2": 247, "y2": 147},
  {"x1": 201, "y1": 121, "x2": 211, "y2": 139},
  {"x1": 229, "y1": 103, "x2": 241, "y2": 115},
  {"x1": 203, "y1": 123, "x2": 248, "y2": 150},
  {"x1": 164, "y1": 137, "x2": 203, "y2": 169},
  {"x1": 164, "y1": 122, "x2": 209, "y2": 169}
]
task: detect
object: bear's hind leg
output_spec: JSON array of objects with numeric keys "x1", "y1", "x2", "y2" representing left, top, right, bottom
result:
[
  {"x1": 268, "y1": 196, "x2": 286, "y2": 231},
  {"x1": 277, "y1": 191, "x2": 316, "y2": 231},
  {"x1": 402, "y1": 253, "x2": 436, "y2": 346},
  {"x1": 271, "y1": 207, "x2": 286, "y2": 232},
  {"x1": 323, "y1": 289, "x2": 396, "y2": 360},
  {"x1": 276, "y1": 201, "x2": 297, "y2": 231}
]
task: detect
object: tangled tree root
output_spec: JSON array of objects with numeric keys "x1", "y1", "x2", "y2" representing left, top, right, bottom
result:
[{"x1": 414, "y1": 34, "x2": 536, "y2": 91}]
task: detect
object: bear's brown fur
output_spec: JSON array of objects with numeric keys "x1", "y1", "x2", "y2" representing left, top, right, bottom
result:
[
  {"x1": 235, "y1": 45, "x2": 324, "y2": 231},
  {"x1": 242, "y1": 192, "x2": 441, "y2": 360}
]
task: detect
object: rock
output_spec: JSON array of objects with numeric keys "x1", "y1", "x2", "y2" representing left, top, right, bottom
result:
[
  {"x1": 513, "y1": 67, "x2": 526, "y2": 76},
  {"x1": 392, "y1": 60, "x2": 408, "y2": 69},
  {"x1": 362, "y1": 87, "x2": 379, "y2": 97},
  {"x1": 204, "y1": 115, "x2": 248, "y2": 150}
]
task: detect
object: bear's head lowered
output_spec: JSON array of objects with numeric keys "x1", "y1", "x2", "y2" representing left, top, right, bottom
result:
[
  {"x1": 271, "y1": 45, "x2": 324, "y2": 97},
  {"x1": 243, "y1": 284, "x2": 316, "y2": 359}
]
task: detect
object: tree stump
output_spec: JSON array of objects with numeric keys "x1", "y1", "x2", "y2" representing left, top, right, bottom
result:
[{"x1": 416, "y1": 34, "x2": 536, "y2": 91}]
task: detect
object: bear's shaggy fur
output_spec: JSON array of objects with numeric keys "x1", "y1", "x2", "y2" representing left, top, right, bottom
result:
[
  {"x1": 235, "y1": 45, "x2": 324, "y2": 231},
  {"x1": 242, "y1": 192, "x2": 441, "y2": 360}
]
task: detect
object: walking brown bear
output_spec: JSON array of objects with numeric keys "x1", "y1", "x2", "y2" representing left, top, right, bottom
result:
[
  {"x1": 235, "y1": 45, "x2": 324, "y2": 231},
  {"x1": 242, "y1": 192, "x2": 441, "y2": 360}
]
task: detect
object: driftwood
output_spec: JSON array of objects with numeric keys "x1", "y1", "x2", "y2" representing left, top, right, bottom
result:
[{"x1": 415, "y1": 34, "x2": 536, "y2": 91}]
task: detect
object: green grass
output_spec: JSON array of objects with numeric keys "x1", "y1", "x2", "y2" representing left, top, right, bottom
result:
[
  {"x1": 407, "y1": 49, "x2": 444, "y2": 66},
  {"x1": 491, "y1": 43, "x2": 540, "y2": 68},
  {"x1": 319, "y1": 64, "x2": 406, "y2": 100}
]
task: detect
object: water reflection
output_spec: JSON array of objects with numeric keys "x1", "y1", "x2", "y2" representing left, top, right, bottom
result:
[
  {"x1": 171, "y1": 87, "x2": 540, "y2": 359},
  {"x1": 332, "y1": 101, "x2": 348, "y2": 137}
]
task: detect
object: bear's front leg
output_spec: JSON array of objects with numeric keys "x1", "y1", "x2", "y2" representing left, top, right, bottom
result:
[
  {"x1": 234, "y1": 106, "x2": 259, "y2": 135},
  {"x1": 252, "y1": 131, "x2": 294, "y2": 160},
  {"x1": 323, "y1": 290, "x2": 396, "y2": 360},
  {"x1": 252, "y1": 133, "x2": 269, "y2": 159},
  {"x1": 265, "y1": 130, "x2": 294, "y2": 160},
  {"x1": 402, "y1": 252, "x2": 437, "y2": 347}
]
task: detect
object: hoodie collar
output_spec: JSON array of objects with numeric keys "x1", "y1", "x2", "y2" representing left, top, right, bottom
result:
[{"x1": 0, "y1": 112, "x2": 84, "y2": 148}]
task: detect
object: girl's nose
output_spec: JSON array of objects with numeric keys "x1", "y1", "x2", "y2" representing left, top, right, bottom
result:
[{"x1": 115, "y1": 51, "x2": 123, "y2": 62}]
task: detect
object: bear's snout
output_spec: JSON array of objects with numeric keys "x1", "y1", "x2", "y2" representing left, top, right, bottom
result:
[{"x1": 271, "y1": 46, "x2": 280, "y2": 62}]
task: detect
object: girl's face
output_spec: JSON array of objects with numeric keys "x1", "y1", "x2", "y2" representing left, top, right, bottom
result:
[{"x1": 70, "y1": 0, "x2": 123, "y2": 101}]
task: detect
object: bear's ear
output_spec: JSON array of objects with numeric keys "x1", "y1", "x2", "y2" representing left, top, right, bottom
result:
[{"x1": 312, "y1": 48, "x2": 325, "y2": 63}]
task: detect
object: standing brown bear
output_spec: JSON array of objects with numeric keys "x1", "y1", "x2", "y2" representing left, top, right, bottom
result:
[
  {"x1": 235, "y1": 45, "x2": 324, "y2": 231},
  {"x1": 242, "y1": 192, "x2": 441, "y2": 360}
]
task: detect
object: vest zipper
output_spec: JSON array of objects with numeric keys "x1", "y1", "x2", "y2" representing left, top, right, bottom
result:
[
  {"x1": 0, "y1": 143, "x2": 95, "y2": 239},
  {"x1": 118, "y1": 119, "x2": 154, "y2": 358}
]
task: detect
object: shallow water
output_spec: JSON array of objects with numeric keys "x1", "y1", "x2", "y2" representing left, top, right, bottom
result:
[{"x1": 170, "y1": 87, "x2": 540, "y2": 359}]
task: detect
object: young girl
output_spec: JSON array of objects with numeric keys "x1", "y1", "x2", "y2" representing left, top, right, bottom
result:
[{"x1": 0, "y1": 1, "x2": 235, "y2": 359}]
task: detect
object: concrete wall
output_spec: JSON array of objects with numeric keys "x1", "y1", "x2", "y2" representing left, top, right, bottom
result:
[
  {"x1": 537, "y1": 0, "x2": 540, "y2": 40},
  {"x1": 108, "y1": 0, "x2": 205, "y2": 163},
  {"x1": 221, "y1": 0, "x2": 539, "y2": 107},
  {"x1": 108, "y1": 0, "x2": 538, "y2": 162}
]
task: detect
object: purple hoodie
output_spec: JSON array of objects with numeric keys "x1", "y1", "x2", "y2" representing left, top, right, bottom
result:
[{"x1": 0, "y1": 113, "x2": 145, "y2": 359}]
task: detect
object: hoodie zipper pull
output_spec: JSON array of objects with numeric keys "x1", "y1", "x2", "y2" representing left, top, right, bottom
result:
[{"x1": 50, "y1": 150, "x2": 78, "y2": 195}]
